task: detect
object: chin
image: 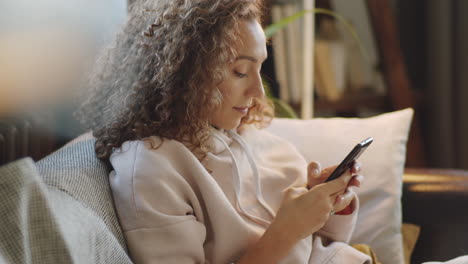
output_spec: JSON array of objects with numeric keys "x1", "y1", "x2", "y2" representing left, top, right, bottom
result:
[{"x1": 217, "y1": 119, "x2": 241, "y2": 131}]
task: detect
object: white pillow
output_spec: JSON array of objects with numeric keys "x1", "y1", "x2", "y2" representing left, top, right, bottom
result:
[{"x1": 266, "y1": 108, "x2": 413, "y2": 264}]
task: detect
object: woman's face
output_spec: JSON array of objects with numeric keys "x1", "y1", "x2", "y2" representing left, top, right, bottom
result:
[{"x1": 210, "y1": 19, "x2": 267, "y2": 130}]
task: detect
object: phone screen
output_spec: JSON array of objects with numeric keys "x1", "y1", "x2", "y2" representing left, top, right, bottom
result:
[{"x1": 324, "y1": 137, "x2": 373, "y2": 182}]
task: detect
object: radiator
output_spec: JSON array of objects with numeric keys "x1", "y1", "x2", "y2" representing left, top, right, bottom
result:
[{"x1": 0, "y1": 115, "x2": 57, "y2": 166}]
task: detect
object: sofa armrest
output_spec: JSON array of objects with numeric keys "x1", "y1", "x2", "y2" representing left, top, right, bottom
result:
[{"x1": 402, "y1": 168, "x2": 468, "y2": 263}]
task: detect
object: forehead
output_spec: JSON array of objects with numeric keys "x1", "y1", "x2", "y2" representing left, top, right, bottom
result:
[{"x1": 235, "y1": 20, "x2": 267, "y2": 60}]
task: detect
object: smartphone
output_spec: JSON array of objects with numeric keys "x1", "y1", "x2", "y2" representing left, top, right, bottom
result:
[{"x1": 324, "y1": 137, "x2": 373, "y2": 182}]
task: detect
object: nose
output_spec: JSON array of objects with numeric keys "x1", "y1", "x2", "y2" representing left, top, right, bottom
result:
[{"x1": 247, "y1": 72, "x2": 265, "y2": 98}]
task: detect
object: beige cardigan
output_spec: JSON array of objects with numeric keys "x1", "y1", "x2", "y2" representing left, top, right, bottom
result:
[{"x1": 109, "y1": 126, "x2": 370, "y2": 264}]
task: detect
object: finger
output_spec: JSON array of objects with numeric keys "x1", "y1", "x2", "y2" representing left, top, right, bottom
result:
[
  {"x1": 335, "y1": 189, "x2": 354, "y2": 204},
  {"x1": 329, "y1": 189, "x2": 346, "y2": 198},
  {"x1": 307, "y1": 161, "x2": 323, "y2": 188},
  {"x1": 316, "y1": 173, "x2": 353, "y2": 194},
  {"x1": 334, "y1": 190, "x2": 355, "y2": 211},
  {"x1": 321, "y1": 165, "x2": 338, "y2": 179},
  {"x1": 351, "y1": 161, "x2": 361, "y2": 174},
  {"x1": 328, "y1": 171, "x2": 353, "y2": 196},
  {"x1": 348, "y1": 175, "x2": 363, "y2": 188}
]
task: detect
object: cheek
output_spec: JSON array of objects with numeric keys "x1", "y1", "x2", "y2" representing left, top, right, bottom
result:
[
  {"x1": 219, "y1": 81, "x2": 233, "y2": 96},
  {"x1": 218, "y1": 80, "x2": 235, "y2": 104},
  {"x1": 212, "y1": 86, "x2": 231, "y2": 116}
]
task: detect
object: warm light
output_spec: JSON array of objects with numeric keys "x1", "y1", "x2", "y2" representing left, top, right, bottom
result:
[
  {"x1": 407, "y1": 183, "x2": 468, "y2": 193},
  {"x1": 404, "y1": 173, "x2": 468, "y2": 193},
  {"x1": 404, "y1": 174, "x2": 468, "y2": 183}
]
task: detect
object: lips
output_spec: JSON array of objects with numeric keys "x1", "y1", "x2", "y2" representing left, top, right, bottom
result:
[{"x1": 233, "y1": 105, "x2": 252, "y2": 115}]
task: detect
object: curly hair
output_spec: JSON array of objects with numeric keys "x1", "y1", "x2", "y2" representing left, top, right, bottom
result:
[{"x1": 76, "y1": 0, "x2": 274, "y2": 160}]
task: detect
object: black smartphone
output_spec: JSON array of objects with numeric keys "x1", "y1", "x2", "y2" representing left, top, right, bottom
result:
[{"x1": 324, "y1": 137, "x2": 373, "y2": 182}]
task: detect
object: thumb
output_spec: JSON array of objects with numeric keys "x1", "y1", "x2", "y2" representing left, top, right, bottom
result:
[{"x1": 307, "y1": 161, "x2": 323, "y2": 189}]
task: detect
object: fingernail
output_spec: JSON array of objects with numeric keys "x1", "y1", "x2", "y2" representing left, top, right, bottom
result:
[
  {"x1": 312, "y1": 168, "x2": 320, "y2": 177},
  {"x1": 356, "y1": 175, "x2": 364, "y2": 187},
  {"x1": 353, "y1": 163, "x2": 360, "y2": 172},
  {"x1": 336, "y1": 195, "x2": 345, "y2": 203}
]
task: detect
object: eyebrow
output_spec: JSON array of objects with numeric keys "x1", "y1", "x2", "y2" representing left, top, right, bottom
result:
[{"x1": 235, "y1": 55, "x2": 266, "y2": 63}]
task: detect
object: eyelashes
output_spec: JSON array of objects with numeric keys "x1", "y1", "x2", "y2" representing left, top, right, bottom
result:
[{"x1": 234, "y1": 71, "x2": 247, "y2": 78}]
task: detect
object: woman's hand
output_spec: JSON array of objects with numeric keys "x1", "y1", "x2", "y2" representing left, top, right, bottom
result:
[
  {"x1": 307, "y1": 161, "x2": 363, "y2": 214},
  {"x1": 271, "y1": 171, "x2": 353, "y2": 243},
  {"x1": 238, "y1": 162, "x2": 361, "y2": 264}
]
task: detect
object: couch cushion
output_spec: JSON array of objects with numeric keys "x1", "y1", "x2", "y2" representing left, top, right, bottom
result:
[
  {"x1": 0, "y1": 158, "x2": 132, "y2": 263},
  {"x1": 35, "y1": 136, "x2": 129, "y2": 257}
]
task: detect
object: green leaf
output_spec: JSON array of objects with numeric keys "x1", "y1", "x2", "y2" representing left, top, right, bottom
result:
[
  {"x1": 262, "y1": 76, "x2": 298, "y2": 118},
  {"x1": 264, "y1": 9, "x2": 309, "y2": 38},
  {"x1": 273, "y1": 98, "x2": 299, "y2": 118},
  {"x1": 263, "y1": 8, "x2": 371, "y2": 118}
]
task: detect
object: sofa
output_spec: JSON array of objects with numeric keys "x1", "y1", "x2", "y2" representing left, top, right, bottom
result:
[{"x1": 0, "y1": 110, "x2": 467, "y2": 264}]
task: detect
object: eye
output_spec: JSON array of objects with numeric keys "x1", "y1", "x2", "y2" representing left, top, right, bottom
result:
[{"x1": 234, "y1": 70, "x2": 247, "y2": 78}]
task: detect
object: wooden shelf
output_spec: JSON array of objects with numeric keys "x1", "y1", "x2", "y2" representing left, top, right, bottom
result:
[
  {"x1": 314, "y1": 93, "x2": 390, "y2": 113},
  {"x1": 289, "y1": 92, "x2": 390, "y2": 115},
  {"x1": 266, "y1": 0, "x2": 427, "y2": 166}
]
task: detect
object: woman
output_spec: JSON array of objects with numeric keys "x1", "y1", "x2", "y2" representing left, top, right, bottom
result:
[{"x1": 77, "y1": 0, "x2": 370, "y2": 263}]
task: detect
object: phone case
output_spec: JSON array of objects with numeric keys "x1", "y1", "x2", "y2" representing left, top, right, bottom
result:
[{"x1": 325, "y1": 137, "x2": 373, "y2": 182}]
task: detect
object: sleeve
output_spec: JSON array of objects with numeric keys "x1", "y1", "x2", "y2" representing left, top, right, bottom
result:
[
  {"x1": 316, "y1": 191, "x2": 360, "y2": 243},
  {"x1": 302, "y1": 192, "x2": 371, "y2": 264},
  {"x1": 308, "y1": 236, "x2": 371, "y2": 264},
  {"x1": 124, "y1": 221, "x2": 206, "y2": 264},
  {"x1": 109, "y1": 140, "x2": 207, "y2": 264}
]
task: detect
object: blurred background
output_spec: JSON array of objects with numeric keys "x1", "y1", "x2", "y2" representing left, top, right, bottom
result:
[
  {"x1": 0, "y1": 0, "x2": 127, "y2": 162},
  {"x1": 396, "y1": 0, "x2": 468, "y2": 169},
  {"x1": 263, "y1": 0, "x2": 468, "y2": 169},
  {"x1": 1, "y1": 0, "x2": 467, "y2": 170}
]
